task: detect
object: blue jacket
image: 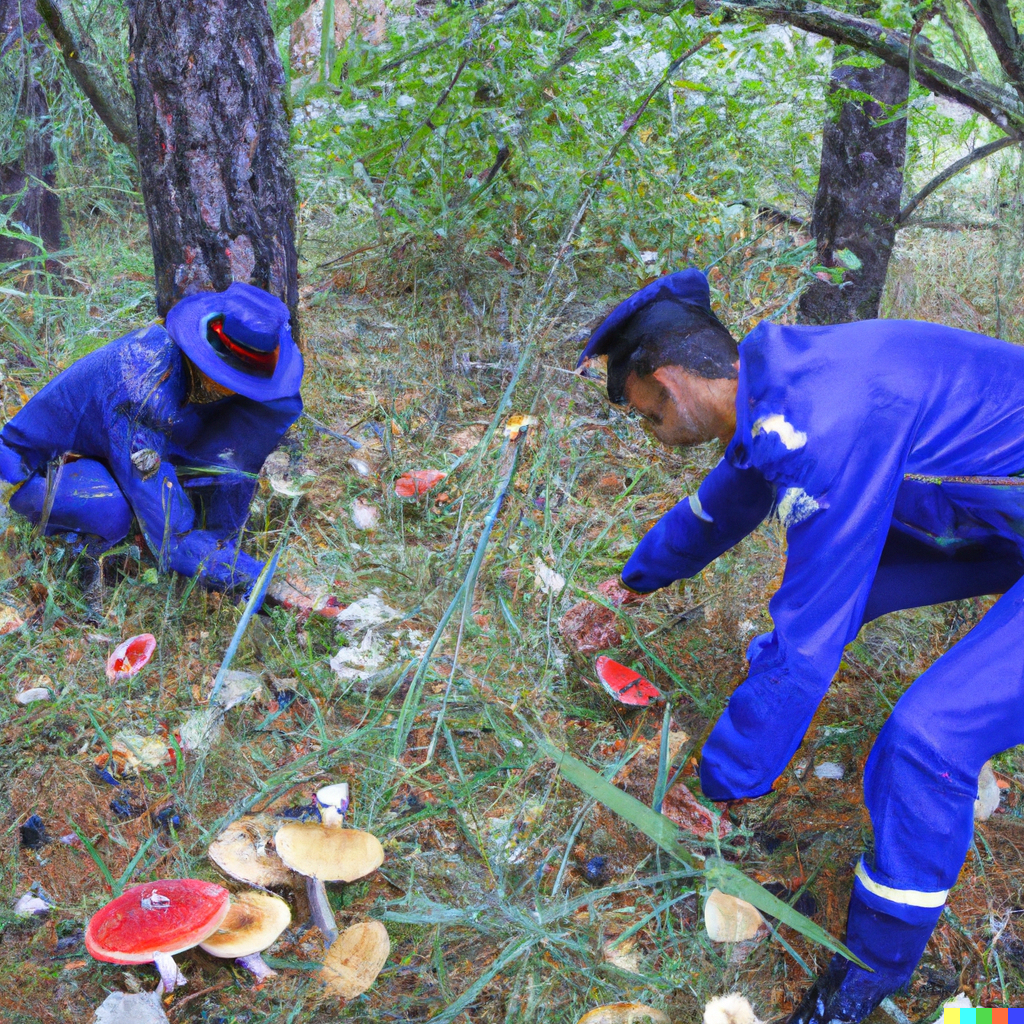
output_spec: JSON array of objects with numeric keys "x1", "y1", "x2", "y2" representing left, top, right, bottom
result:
[
  {"x1": 0, "y1": 324, "x2": 302, "y2": 591},
  {"x1": 620, "y1": 319, "x2": 1024, "y2": 800}
]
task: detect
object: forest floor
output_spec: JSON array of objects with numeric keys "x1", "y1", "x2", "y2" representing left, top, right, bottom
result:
[{"x1": 1, "y1": 194, "x2": 1024, "y2": 1024}]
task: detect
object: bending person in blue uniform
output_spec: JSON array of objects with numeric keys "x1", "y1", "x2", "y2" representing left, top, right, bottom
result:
[
  {"x1": 577, "y1": 268, "x2": 1024, "y2": 1023},
  {"x1": 0, "y1": 282, "x2": 304, "y2": 603}
]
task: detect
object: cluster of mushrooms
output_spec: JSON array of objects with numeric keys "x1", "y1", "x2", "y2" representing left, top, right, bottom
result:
[{"x1": 84, "y1": 783, "x2": 390, "y2": 1000}]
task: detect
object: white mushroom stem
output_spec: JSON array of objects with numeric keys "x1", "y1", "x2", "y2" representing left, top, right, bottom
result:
[
  {"x1": 153, "y1": 951, "x2": 187, "y2": 992},
  {"x1": 306, "y1": 876, "x2": 339, "y2": 945},
  {"x1": 235, "y1": 952, "x2": 278, "y2": 982}
]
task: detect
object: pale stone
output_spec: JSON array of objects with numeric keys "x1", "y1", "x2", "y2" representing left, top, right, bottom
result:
[{"x1": 704, "y1": 889, "x2": 765, "y2": 943}]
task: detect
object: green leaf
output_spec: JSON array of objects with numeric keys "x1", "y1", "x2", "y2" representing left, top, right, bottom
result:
[
  {"x1": 269, "y1": 0, "x2": 317, "y2": 34},
  {"x1": 537, "y1": 736, "x2": 699, "y2": 869},
  {"x1": 704, "y1": 858, "x2": 869, "y2": 970},
  {"x1": 834, "y1": 248, "x2": 863, "y2": 271}
]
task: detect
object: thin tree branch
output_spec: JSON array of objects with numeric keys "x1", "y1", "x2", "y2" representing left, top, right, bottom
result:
[
  {"x1": 714, "y1": 0, "x2": 1024, "y2": 136},
  {"x1": 897, "y1": 135, "x2": 1019, "y2": 224},
  {"x1": 966, "y1": 0, "x2": 1024, "y2": 102},
  {"x1": 36, "y1": 0, "x2": 136, "y2": 147}
]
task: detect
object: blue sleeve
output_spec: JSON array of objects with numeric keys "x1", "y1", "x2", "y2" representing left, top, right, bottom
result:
[
  {"x1": 106, "y1": 418, "x2": 263, "y2": 593},
  {"x1": 621, "y1": 459, "x2": 774, "y2": 593},
  {"x1": 700, "y1": 420, "x2": 912, "y2": 800}
]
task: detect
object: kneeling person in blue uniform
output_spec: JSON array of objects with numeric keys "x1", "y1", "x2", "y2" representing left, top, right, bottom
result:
[
  {"x1": 578, "y1": 268, "x2": 1024, "y2": 1023},
  {"x1": 0, "y1": 282, "x2": 303, "y2": 603}
]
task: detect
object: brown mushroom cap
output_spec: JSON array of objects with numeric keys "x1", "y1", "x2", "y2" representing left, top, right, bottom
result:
[
  {"x1": 274, "y1": 823, "x2": 383, "y2": 882},
  {"x1": 320, "y1": 920, "x2": 390, "y2": 999},
  {"x1": 199, "y1": 891, "x2": 291, "y2": 959},
  {"x1": 209, "y1": 815, "x2": 298, "y2": 888}
]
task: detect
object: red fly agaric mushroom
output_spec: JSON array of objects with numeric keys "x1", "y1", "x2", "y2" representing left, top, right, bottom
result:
[
  {"x1": 106, "y1": 634, "x2": 157, "y2": 681},
  {"x1": 199, "y1": 891, "x2": 291, "y2": 984},
  {"x1": 85, "y1": 879, "x2": 230, "y2": 991},
  {"x1": 594, "y1": 656, "x2": 663, "y2": 707}
]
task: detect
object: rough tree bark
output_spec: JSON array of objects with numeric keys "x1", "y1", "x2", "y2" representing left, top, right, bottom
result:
[
  {"x1": 798, "y1": 56, "x2": 909, "y2": 323},
  {"x1": 0, "y1": 0, "x2": 61, "y2": 264},
  {"x1": 125, "y1": 0, "x2": 299, "y2": 324}
]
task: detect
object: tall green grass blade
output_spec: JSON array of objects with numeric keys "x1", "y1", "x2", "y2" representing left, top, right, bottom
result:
[
  {"x1": 540, "y1": 737, "x2": 867, "y2": 967},
  {"x1": 704, "y1": 858, "x2": 869, "y2": 969},
  {"x1": 537, "y1": 736, "x2": 698, "y2": 868}
]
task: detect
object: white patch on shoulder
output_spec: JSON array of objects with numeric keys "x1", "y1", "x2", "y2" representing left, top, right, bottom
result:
[
  {"x1": 689, "y1": 492, "x2": 714, "y2": 523},
  {"x1": 751, "y1": 413, "x2": 807, "y2": 450},
  {"x1": 777, "y1": 486, "x2": 820, "y2": 528}
]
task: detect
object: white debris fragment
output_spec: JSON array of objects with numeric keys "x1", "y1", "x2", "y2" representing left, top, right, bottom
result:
[
  {"x1": 212, "y1": 669, "x2": 264, "y2": 710},
  {"x1": 336, "y1": 594, "x2": 401, "y2": 631},
  {"x1": 330, "y1": 631, "x2": 386, "y2": 682},
  {"x1": 752, "y1": 413, "x2": 807, "y2": 450},
  {"x1": 347, "y1": 458, "x2": 372, "y2": 477},
  {"x1": 974, "y1": 760, "x2": 1001, "y2": 821},
  {"x1": 15, "y1": 686, "x2": 50, "y2": 704},
  {"x1": 92, "y1": 990, "x2": 170, "y2": 1024},
  {"x1": 814, "y1": 761, "x2": 845, "y2": 780},
  {"x1": 177, "y1": 709, "x2": 223, "y2": 752},
  {"x1": 15, "y1": 891, "x2": 50, "y2": 916},
  {"x1": 703, "y1": 993, "x2": 763, "y2": 1024},
  {"x1": 533, "y1": 558, "x2": 565, "y2": 595},
  {"x1": 350, "y1": 499, "x2": 380, "y2": 531}
]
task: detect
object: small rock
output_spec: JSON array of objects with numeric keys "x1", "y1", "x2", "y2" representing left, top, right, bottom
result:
[
  {"x1": 14, "y1": 890, "x2": 51, "y2": 916},
  {"x1": 813, "y1": 761, "x2": 845, "y2": 780},
  {"x1": 704, "y1": 889, "x2": 765, "y2": 942},
  {"x1": 975, "y1": 760, "x2": 1001, "y2": 821},
  {"x1": 15, "y1": 686, "x2": 50, "y2": 704},
  {"x1": 348, "y1": 458, "x2": 372, "y2": 477},
  {"x1": 351, "y1": 499, "x2": 380, "y2": 531}
]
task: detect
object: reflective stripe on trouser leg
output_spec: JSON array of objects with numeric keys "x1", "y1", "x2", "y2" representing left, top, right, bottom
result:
[{"x1": 863, "y1": 571, "x2": 1024, "y2": 897}]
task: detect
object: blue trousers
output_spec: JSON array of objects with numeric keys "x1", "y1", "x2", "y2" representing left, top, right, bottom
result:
[
  {"x1": 813, "y1": 529, "x2": 1024, "y2": 1010},
  {"x1": 9, "y1": 458, "x2": 133, "y2": 551}
]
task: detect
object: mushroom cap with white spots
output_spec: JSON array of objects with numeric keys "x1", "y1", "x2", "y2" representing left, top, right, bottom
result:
[
  {"x1": 199, "y1": 890, "x2": 291, "y2": 959},
  {"x1": 208, "y1": 815, "x2": 299, "y2": 888},
  {"x1": 85, "y1": 879, "x2": 230, "y2": 964},
  {"x1": 274, "y1": 822, "x2": 384, "y2": 882}
]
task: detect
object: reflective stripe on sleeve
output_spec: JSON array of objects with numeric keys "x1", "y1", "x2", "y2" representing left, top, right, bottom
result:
[{"x1": 855, "y1": 859, "x2": 948, "y2": 909}]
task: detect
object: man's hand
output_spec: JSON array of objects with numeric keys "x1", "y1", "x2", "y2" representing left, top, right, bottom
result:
[{"x1": 596, "y1": 576, "x2": 648, "y2": 607}]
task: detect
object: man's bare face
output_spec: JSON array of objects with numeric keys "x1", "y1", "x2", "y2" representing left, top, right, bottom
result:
[{"x1": 621, "y1": 365, "x2": 738, "y2": 447}]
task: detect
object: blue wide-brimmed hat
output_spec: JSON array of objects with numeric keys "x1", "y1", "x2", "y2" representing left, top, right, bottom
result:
[
  {"x1": 576, "y1": 268, "x2": 712, "y2": 368},
  {"x1": 165, "y1": 282, "x2": 303, "y2": 402}
]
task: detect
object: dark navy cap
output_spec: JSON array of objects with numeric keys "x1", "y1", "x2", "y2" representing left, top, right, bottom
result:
[{"x1": 576, "y1": 267, "x2": 712, "y2": 368}]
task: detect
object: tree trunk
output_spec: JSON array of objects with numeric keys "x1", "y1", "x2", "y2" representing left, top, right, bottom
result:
[
  {"x1": 798, "y1": 55, "x2": 909, "y2": 324},
  {"x1": 0, "y1": 0, "x2": 61, "y2": 266},
  {"x1": 125, "y1": 0, "x2": 299, "y2": 326}
]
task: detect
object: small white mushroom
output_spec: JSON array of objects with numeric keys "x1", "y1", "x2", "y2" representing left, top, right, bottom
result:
[
  {"x1": 704, "y1": 889, "x2": 765, "y2": 943},
  {"x1": 703, "y1": 993, "x2": 764, "y2": 1024}
]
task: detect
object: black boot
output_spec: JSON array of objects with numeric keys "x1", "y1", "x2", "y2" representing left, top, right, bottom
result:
[{"x1": 781, "y1": 954, "x2": 886, "y2": 1023}]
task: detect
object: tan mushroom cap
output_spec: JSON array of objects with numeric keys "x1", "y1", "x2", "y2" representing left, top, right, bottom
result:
[
  {"x1": 274, "y1": 823, "x2": 384, "y2": 882},
  {"x1": 199, "y1": 891, "x2": 291, "y2": 959},
  {"x1": 208, "y1": 815, "x2": 298, "y2": 888},
  {"x1": 320, "y1": 920, "x2": 390, "y2": 999}
]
